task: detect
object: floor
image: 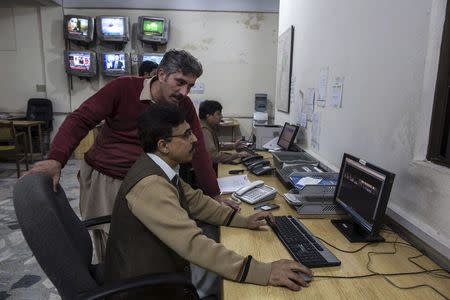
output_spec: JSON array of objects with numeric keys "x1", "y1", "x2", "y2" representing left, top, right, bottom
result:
[{"x1": 0, "y1": 160, "x2": 81, "y2": 300}]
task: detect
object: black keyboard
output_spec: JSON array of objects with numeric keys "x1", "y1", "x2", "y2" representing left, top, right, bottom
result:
[{"x1": 268, "y1": 216, "x2": 341, "y2": 268}]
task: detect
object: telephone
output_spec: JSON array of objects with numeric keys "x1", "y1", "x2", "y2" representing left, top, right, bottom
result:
[
  {"x1": 247, "y1": 159, "x2": 270, "y2": 171},
  {"x1": 251, "y1": 165, "x2": 275, "y2": 176},
  {"x1": 232, "y1": 180, "x2": 277, "y2": 204},
  {"x1": 241, "y1": 155, "x2": 264, "y2": 166}
]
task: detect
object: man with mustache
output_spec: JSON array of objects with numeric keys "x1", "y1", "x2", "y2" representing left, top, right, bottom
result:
[
  {"x1": 26, "y1": 49, "x2": 232, "y2": 262},
  {"x1": 104, "y1": 105, "x2": 312, "y2": 299}
]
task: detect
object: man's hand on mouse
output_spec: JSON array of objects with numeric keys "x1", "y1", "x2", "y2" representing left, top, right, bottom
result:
[
  {"x1": 246, "y1": 211, "x2": 275, "y2": 229},
  {"x1": 269, "y1": 259, "x2": 312, "y2": 291}
]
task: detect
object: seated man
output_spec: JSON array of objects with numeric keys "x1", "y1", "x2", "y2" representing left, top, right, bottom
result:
[
  {"x1": 199, "y1": 100, "x2": 250, "y2": 163},
  {"x1": 138, "y1": 60, "x2": 158, "y2": 77},
  {"x1": 104, "y1": 105, "x2": 311, "y2": 299}
]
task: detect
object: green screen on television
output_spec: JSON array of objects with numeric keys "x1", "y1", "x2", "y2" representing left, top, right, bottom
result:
[{"x1": 143, "y1": 19, "x2": 164, "y2": 36}]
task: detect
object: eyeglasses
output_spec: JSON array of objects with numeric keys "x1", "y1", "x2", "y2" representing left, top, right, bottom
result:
[{"x1": 165, "y1": 128, "x2": 194, "y2": 140}]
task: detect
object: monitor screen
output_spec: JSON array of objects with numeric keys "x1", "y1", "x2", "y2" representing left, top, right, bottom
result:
[
  {"x1": 137, "y1": 16, "x2": 169, "y2": 44},
  {"x1": 69, "y1": 52, "x2": 91, "y2": 70},
  {"x1": 64, "y1": 50, "x2": 97, "y2": 77},
  {"x1": 101, "y1": 52, "x2": 130, "y2": 77},
  {"x1": 142, "y1": 53, "x2": 164, "y2": 64},
  {"x1": 96, "y1": 16, "x2": 129, "y2": 42},
  {"x1": 101, "y1": 17, "x2": 124, "y2": 36},
  {"x1": 277, "y1": 123, "x2": 299, "y2": 150},
  {"x1": 332, "y1": 153, "x2": 395, "y2": 242},
  {"x1": 103, "y1": 53, "x2": 126, "y2": 71},
  {"x1": 63, "y1": 15, "x2": 94, "y2": 43},
  {"x1": 143, "y1": 19, "x2": 164, "y2": 36}
]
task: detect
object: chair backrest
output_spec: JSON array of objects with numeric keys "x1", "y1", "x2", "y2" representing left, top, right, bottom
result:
[
  {"x1": 0, "y1": 121, "x2": 15, "y2": 143},
  {"x1": 26, "y1": 98, "x2": 53, "y2": 130},
  {"x1": 13, "y1": 173, "x2": 99, "y2": 299}
]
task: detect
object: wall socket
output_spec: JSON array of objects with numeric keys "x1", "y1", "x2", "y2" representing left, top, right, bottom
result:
[{"x1": 36, "y1": 84, "x2": 46, "y2": 93}]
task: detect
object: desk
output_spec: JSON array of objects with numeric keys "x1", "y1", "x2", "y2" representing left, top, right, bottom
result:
[
  {"x1": 219, "y1": 155, "x2": 449, "y2": 299},
  {"x1": 12, "y1": 120, "x2": 44, "y2": 162},
  {"x1": 219, "y1": 118, "x2": 240, "y2": 141}
]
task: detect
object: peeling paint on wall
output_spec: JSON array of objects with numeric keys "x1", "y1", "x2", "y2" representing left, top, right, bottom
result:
[{"x1": 239, "y1": 13, "x2": 265, "y2": 30}]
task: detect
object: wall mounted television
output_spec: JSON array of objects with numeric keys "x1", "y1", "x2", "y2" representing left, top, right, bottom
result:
[
  {"x1": 138, "y1": 53, "x2": 164, "y2": 65},
  {"x1": 96, "y1": 16, "x2": 130, "y2": 43},
  {"x1": 64, "y1": 50, "x2": 97, "y2": 77},
  {"x1": 63, "y1": 15, "x2": 95, "y2": 43},
  {"x1": 137, "y1": 16, "x2": 169, "y2": 44},
  {"x1": 101, "y1": 52, "x2": 131, "y2": 77}
]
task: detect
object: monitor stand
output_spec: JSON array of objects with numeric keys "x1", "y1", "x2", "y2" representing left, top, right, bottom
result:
[{"x1": 331, "y1": 219, "x2": 385, "y2": 243}]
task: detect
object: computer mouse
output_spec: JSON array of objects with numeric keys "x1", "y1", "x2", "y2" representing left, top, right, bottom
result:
[{"x1": 296, "y1": 271, "x2": 312, "y2": 283}]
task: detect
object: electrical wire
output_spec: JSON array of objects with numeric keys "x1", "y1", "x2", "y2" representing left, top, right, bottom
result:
[{"x1": 312, "y1": 233, "x2": 450, "y2": 299}]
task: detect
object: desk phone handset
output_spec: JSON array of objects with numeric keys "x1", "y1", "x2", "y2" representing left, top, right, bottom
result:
[
  {"x1": 247, "y1": 159, "x2": 270, "y2": 171},
  {"x1": 241, "y1": 155, "x2": 264, "y2": 166},
  {"x1": 232, "y1": 180, "x2": 277, "y2": 204}
]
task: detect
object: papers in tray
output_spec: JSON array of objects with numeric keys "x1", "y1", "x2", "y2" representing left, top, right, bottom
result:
[
  {"x1": 289, "y1": 174, "x2": 337, "y2": 190},
  {"x1": 218, "y1": 174, "x2": 251, "y2": 194}
]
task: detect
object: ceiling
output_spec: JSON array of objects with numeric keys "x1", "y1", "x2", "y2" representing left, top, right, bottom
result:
[{"x1": 0, "y1": 0, "x2": 279, "y2": 12}]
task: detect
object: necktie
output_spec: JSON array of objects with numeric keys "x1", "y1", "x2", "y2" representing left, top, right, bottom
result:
[{"x1": 172, "y1": 175, "x2": 189, "y2": 215}]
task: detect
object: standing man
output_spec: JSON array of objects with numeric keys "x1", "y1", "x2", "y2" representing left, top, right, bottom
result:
[
  {"x1": 104, "y1": 104, "x2": 312, "y2": 299},
  {"x1": 27, "y1": 49, "x2": 231, "y2": 261}
]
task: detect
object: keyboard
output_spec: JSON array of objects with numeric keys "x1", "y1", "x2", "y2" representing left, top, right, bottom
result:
[{"x1": 267, "y1": 215, "x2": 341, "y2": 268}]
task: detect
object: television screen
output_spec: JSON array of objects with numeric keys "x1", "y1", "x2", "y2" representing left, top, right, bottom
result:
[
  {"x1": 141, "y1": 53, "x2": 164, "y2": 64},
  {"x1": 104, "y1": 53, "x2": 126, "y2": 71},
  {"x1": 96, "y1": 16, "x2": 130, "y2": 42},
  {"x1": 143, "y1": 19, "x2": 164, "y2": 36},
  {"x1": 101, "y1": 17, "x2": 124, "y2": 36},
  {"x1": 101, "y1": 52, "x2": 130, "y2": 77},
  {"x1": 64, "y1": 50, "x2": 97, "y2": 77},
  {"x1": 137, "y1": 16, "x2": 169, "y2": 44},
  {"x1": 63, "y1": 15, "x2": 94, "y2": 43}
]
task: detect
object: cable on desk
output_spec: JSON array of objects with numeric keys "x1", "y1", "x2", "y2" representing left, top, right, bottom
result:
[{"x1": 313, "y1": 235, "x2": 450, "y2": 299}]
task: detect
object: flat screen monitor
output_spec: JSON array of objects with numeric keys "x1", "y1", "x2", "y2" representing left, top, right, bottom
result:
[
  {"x1": 331, "y1": 153, "x2": 395, "y2": 242},
  {"x1": 64, "y1": 50, "x2": 97, "y2": 77},
  {"x1": 138, "y1": 53, "x2": 164, "y2": 65},
  {"x1": 63, "y1": 15, "x2": 94, "y2": 43},
  {"x1": 277, "y1": 123, "x2": 299, "y2": 150},
  {"x1": 137, "y1": 16, "x2": 169, "y2": 44},
  {"x1": 101, "y1": 52, "x2": 131, "y2": 77},
  {"x1": 96, "y1": 16, "x2": 130, "y2": 43}
]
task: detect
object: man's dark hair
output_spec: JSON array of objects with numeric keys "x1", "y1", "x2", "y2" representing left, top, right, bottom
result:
[
  {"x1": 158, "y1": 49, "x2": 203, "y2": 78},
  {"x1": 137, "y1": 105, "x2": 186, "y2": 153},
  {"x1": 199, "y1": 100, "x2": 223, "y2": 120},
  {"x1": 139, "y1": 61, "x2": 158, "y2": 76}
]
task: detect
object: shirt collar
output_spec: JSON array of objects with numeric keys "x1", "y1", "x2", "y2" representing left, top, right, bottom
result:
[
  {"x1": 139, "y1": 76, "x2": 158, "y2": 103},
  {"x1": 147, "y1": 153, "x2": 179, "y2": 180}
]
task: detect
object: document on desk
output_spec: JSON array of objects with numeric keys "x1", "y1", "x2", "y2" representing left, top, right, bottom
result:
[{"x1": 218, "y1": 175, "x2": 251, "y2": 194}]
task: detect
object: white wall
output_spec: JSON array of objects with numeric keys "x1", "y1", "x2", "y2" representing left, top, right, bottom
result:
[
  {"x1": 276, "y1": 0, "x2": 449, "y2": 259},
  {"x1": 0, "y1": 6, "x2": 278, "y2": 140}
]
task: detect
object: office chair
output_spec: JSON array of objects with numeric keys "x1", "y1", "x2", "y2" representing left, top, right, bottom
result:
[
  {"x1": 13, "y1": 173, "x2": 199, "y2": 300},
  {"x1": 0, "y1": 121, "x2": 29, "y2": 177}
]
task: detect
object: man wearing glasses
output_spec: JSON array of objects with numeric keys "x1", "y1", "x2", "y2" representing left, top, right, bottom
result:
[
  {"x1": 104, "y1": 105, "x2": 311, "y2": 299},
  {"x1": 27, "y1": 49, "x2": 237, "y2": 263}
]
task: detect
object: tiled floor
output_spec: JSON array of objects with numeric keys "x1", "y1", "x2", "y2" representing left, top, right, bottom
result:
[{"x1": 0, "y1": 160, "x2": 81, "y2": 300}]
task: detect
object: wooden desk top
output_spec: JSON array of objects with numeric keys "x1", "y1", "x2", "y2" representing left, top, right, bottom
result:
[
  {"x1": 218, "y1": 156, "x2": 449, "y2": 299},
  {"x1": 11, "y1": 120, "x2": 45, "y2": 126}
]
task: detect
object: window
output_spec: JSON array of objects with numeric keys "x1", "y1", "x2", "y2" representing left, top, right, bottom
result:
[{"x1": 428, "y1": 0, "x2": 450, "y2": 168}]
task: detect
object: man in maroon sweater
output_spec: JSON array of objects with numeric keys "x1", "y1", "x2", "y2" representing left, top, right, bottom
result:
[{"x1": 27, "y1": 50, "x2": 234, "y2": 262}]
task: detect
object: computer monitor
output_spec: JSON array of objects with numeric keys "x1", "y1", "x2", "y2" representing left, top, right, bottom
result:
[
  {"x1": 64, "y1": 50, "x2": 97, "y2": 77},
  {"x1": 63, "y1": 15, "x2": 94, "y2": 43},
  {"x1": 137, "y1": 16, "x2": 170, "y2": 44},
  {"x1": 100, "y1": 52, "x2": 131, "y2": 77},
  {"x1": 96, "y1": 16, "x2": 130, "y2": 43},
  {"x1": 331, "y1": 153, "x2": 395, "y2": 242},
  {"x1": 138, "y1": 53, "x2": 164, "y2": 65},
  {"x1": 277, "y1": 123, "x2": 299, "y2": 150}
]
